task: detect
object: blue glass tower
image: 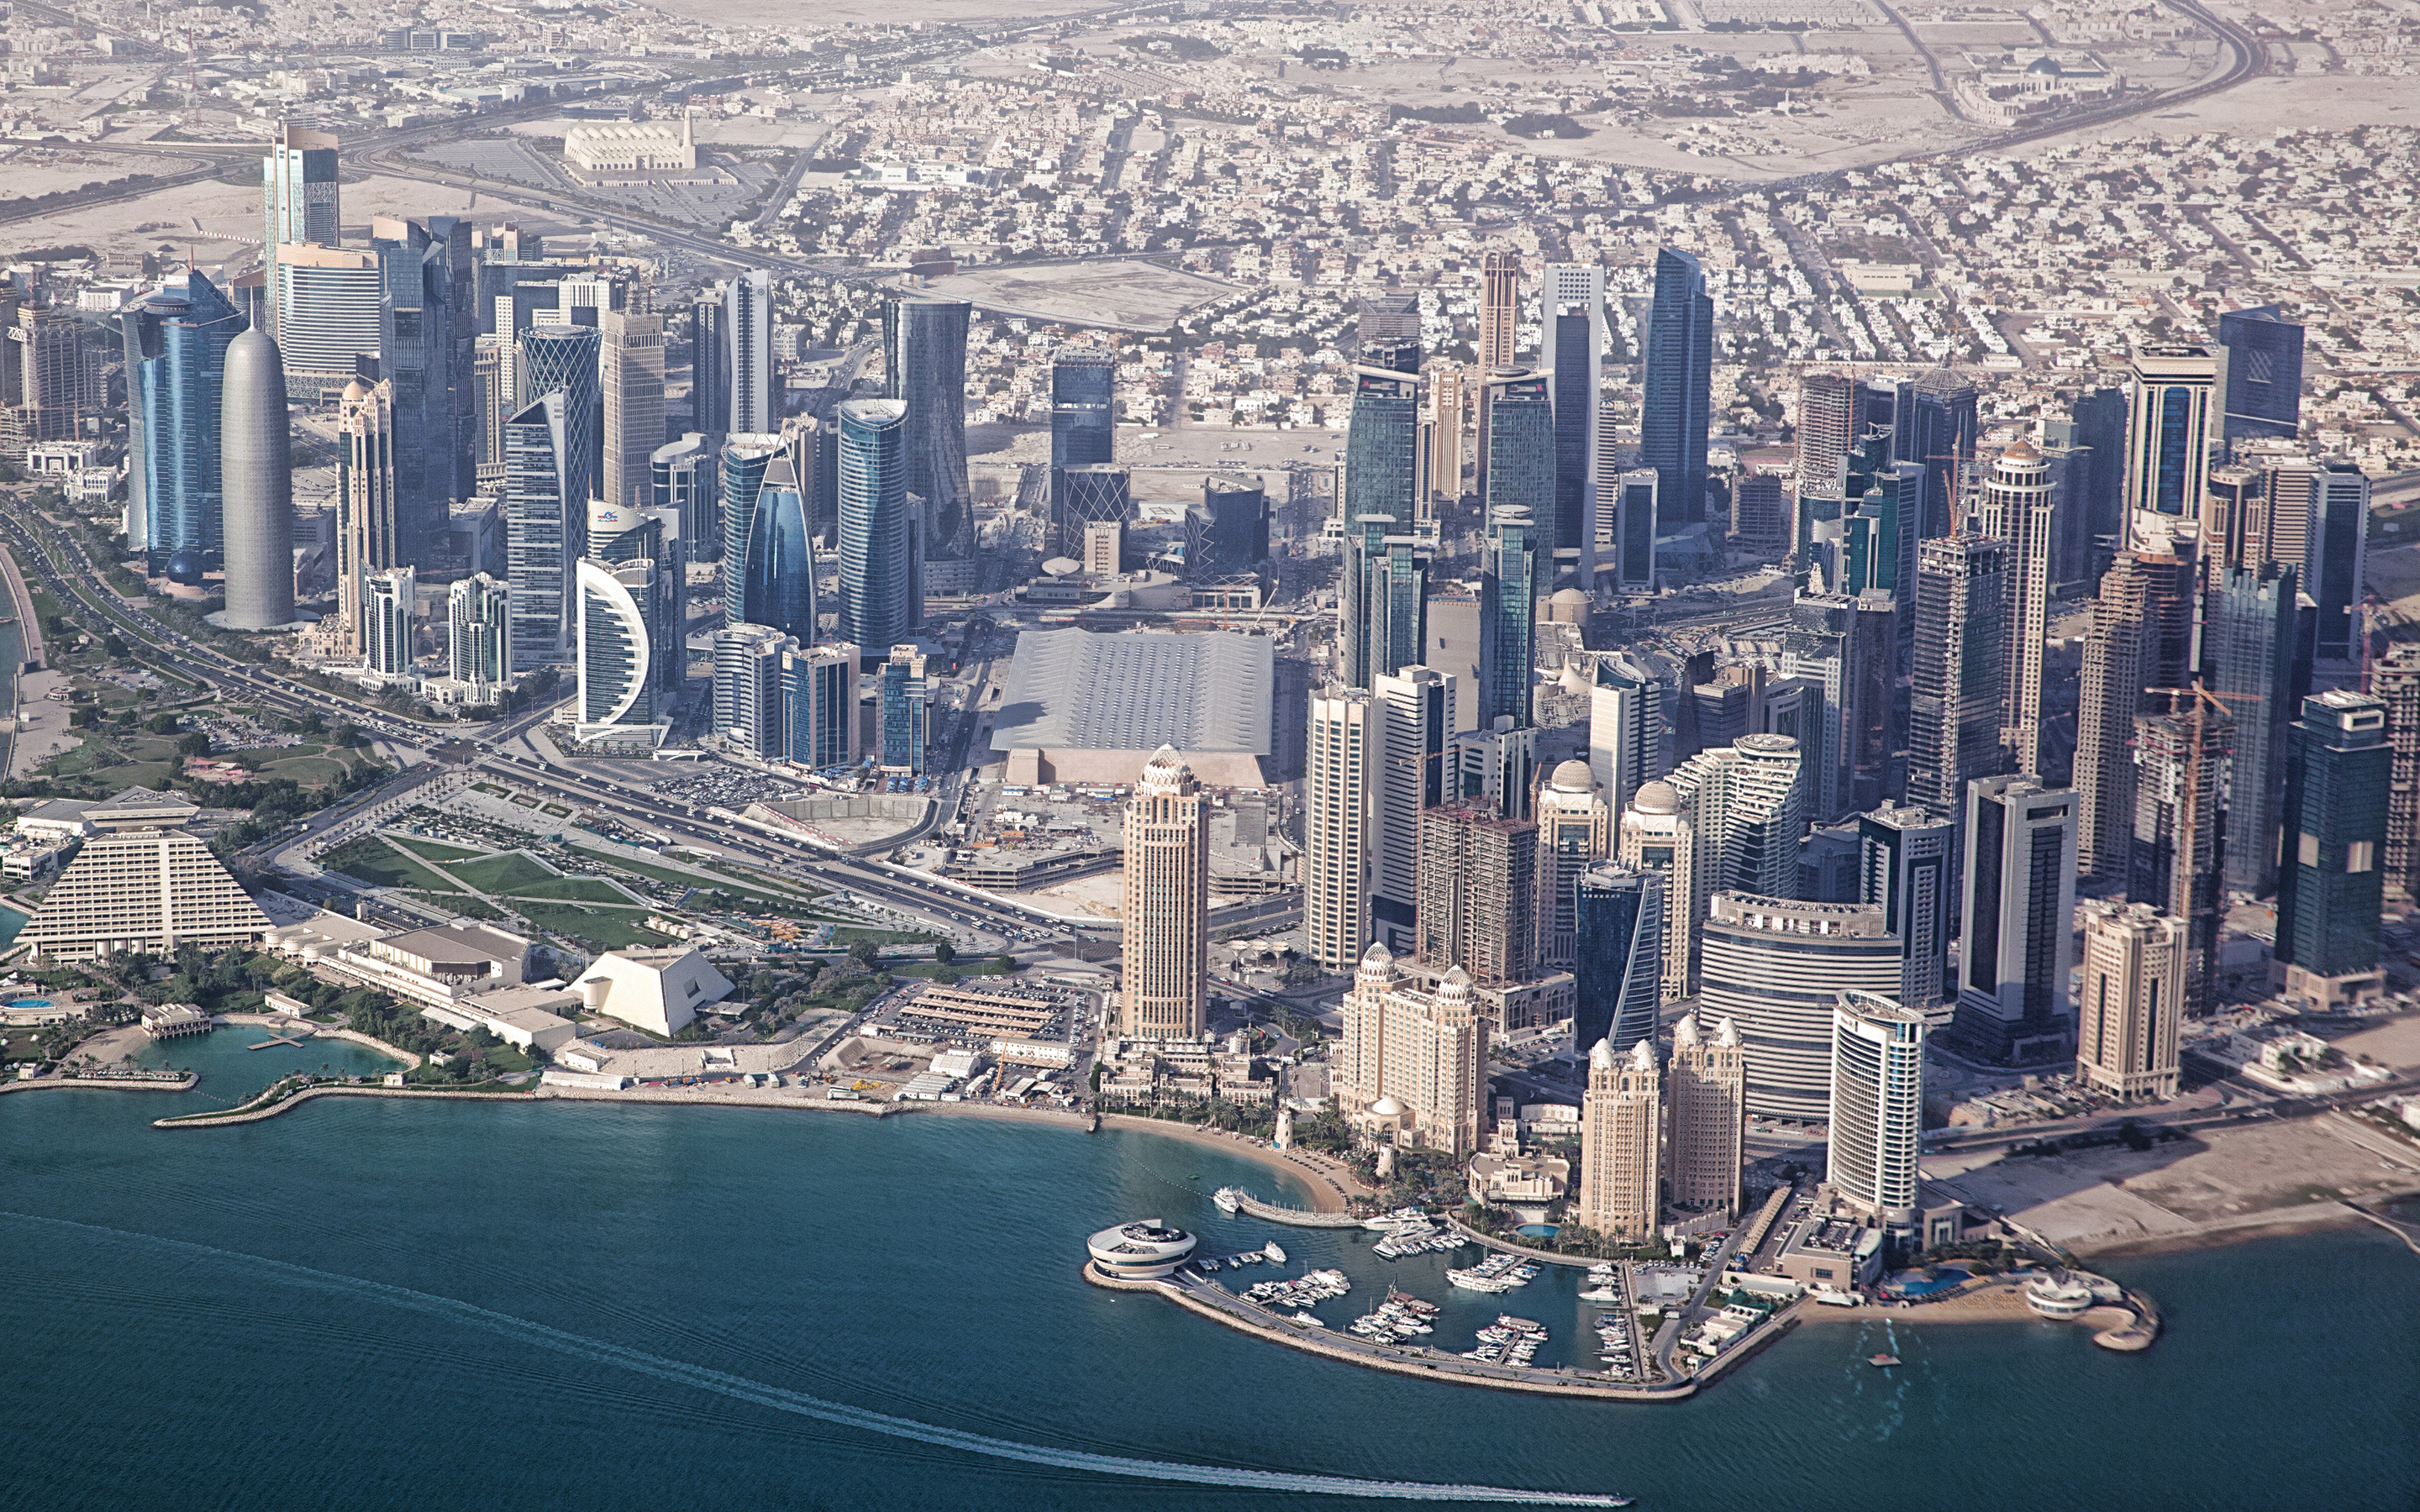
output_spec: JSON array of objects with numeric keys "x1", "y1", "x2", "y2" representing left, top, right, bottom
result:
[
  {"x1": 1050, "y1": 352, "x2": 1115, "y2": 548},
  {"x1": 517, "y1": 323, "x2": 600, "y2": 514},
  {"x1": 718, "y1": 433, "x2": 784, "y2": 623},
  {"x1": 127, "y1": 270, "x2": 245, "y2": 575},
  {"x1": 1573, "y1": 866, "x2": 1664, "y2": 1056},
  {"x1": 1639, "y1": 248, "x2": 1711, "y2": 527},
  {"x1": 503, "y1": 392, "x2": 580, "y2": 669},
  {"x1": 734, "y1": 454, "x2": 815, "y2": 643},
  {"x1": 1902, "y1": 370, "x2": 1977, "y2": 541},
  {"x1": 2275, "y1": 691, "x2": 2390, "y2": 995},
  {"x1": 1478, "y1": 504, "x2": 1541, "y2": 731},
  {"x1": 837, "y1": 399, "x2": 914, "y2": 658},
  {"x1": 1344, "y1": 368, "x2": 1420, "y2": 523},
  {"x1": 2217, "y1": 304, "x2": 2304, "y2": 451}
]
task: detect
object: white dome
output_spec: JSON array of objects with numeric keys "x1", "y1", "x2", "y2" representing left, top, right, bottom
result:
[
  {"x1": 1549, "y1": 759, "x2": 1596, "y2": 793},
  {"x1": 1634, "y1": 780, "x2": 1681, "y2": 816},
  {"x1": 1370, "y1": 1095, "x2": 1407, "y2": 1118}
]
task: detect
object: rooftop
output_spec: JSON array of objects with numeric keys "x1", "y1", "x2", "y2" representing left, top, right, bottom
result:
[{"x1": 991, "y1": 628, "x2": 1272, "y2": 756}]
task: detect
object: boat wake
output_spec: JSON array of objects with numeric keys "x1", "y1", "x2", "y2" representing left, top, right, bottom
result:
[{"x1": 3, "y1": 1210, "x2": 1627, "y2": 1507}]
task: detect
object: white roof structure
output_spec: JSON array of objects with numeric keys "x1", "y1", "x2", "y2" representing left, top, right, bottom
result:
[
  {"x1": 571, "y1": 947, "x2": 734, "y2": 1037},
  {"x1": 991, "y1": 628, "x2": 1272, "y2": 757}
]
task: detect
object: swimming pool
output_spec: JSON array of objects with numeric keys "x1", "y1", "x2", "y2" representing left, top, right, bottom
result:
[
  {"x1": 6, "y1": 998, "x2": 55, "y2": 1011},
  {"x1": 1514, "y1": 1224, "x2": 1560, "y2": 1240}
]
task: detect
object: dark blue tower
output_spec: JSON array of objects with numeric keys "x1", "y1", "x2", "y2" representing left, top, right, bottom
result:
[{"x1": 1640, "y1": 247, "x2": 1711, "y2": 527}]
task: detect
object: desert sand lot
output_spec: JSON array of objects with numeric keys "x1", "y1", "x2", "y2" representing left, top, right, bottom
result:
[{"x1": 913, "y1": 260, "x2": 1242, "y2": 331}]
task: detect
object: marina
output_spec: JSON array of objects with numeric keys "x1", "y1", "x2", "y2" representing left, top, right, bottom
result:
[{"x1": 1447, "y1": 1252, "x2": 1541, "y2": 1294}]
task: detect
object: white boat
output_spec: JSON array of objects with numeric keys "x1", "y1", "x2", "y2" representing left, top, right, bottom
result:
[
  {"x1": 1812, "y1": 1289, "x2": 1860, "y2": 1308},
  {"x1": 1264, "y1": 1241, "x2": 1286, "y2": 1264},
  {"x1": 1213, "y1": 1188, "x2": 1242, "y2": 1215},
  {"x1": 1447, "y1": 1268, "x2": 1520, "y2": 1294}
]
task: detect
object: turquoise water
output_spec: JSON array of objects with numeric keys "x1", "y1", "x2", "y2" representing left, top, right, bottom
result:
[
  {"x1": 6, "y1": 995, "x2": 51, "y2": 1009},
  {"x1": 3, "y1": 1032, "x2": 2417, "y2": 1512},
  {"x1": 0, "y1": 906, "x2": 29, "y2": 948}
]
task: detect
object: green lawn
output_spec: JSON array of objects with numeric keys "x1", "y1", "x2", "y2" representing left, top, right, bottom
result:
[
  {"x1": 515, "y1": 901, "x2": 675, "y2": 951},
  {"x1": 257, "y1": 756, "x2": 350, "y2": 785},
  {"x1": 392, "y1": 837, "x2": 490, "y2": 864},
  {"x1": 584, "y1": 853, "x2": 823, "y2": 908},
  {"x1": 322, "y1": 837, "x2": 462, "y2": 893},
  {"x1": 445, "y1": 852, "x2": 561, "y2": 894},
  {"x1": 408, "y1": 890, "x2": 501, "y2": 921},
  {"x1": 221, "y1": 743, "x2": 324, "y2": 761},
  {"x1": 502, "y1": 875, "x2": 634, "y2": 904}
]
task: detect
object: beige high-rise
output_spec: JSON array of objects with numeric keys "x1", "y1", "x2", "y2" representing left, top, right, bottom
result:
[
  {"x1": 1534, "y1": 759, "x2": 1611, "y2": 970},
  {"x1": 1338, "y1": 942, "x2": 1488, "y2": 1156},
  {"x1": 1304, "y1": 688, "x2": 1381, "y2": 972},
  {"x1": 1971, "y1": 439, "x2": 2055, "y2": 776},
  {"x1": 1618, "y1": 778, "x2": 1698, "y2": 1003},
  {"x1": 1666, "y1": 1011, "x2": 1745, "y2": 1218},
  {"x1": 600, "y1": 306, "x2": 666, "y2": 511},
  {"x1": 336, "y1": 377, "x2": 398, "y2": 657},
  {"x1": 1423, "y1": 364, "x2": 1465, "y2": 511},
  {"x1": 2075, "y1": 899, "x2": 2185, "y2": 1100},
  {"x1": 1474, "y1": 249, "x2": 1518, "y2": 497},
  {"x1": 1120, "y1": 746, "x2": 1207, "y2": 1038},
  {"x1": 1580, "y1": 1037, "x2": 1661, "y2": 1241}
]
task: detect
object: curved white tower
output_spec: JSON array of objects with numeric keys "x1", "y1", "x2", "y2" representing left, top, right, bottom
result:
[{"x1": 219, "y1": 327, "x2": 295, "y2": 628}]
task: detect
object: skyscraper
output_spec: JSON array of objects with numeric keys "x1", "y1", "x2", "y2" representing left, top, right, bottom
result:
[
  {"x1": 2275, "y1": 690, "x2": 2391, "y2": 1010},
  {"x1": 1907, "y1": 533, "x2": 2008, "y2": 815},
  {"x1": 13, "y1": 304, "x2": 94, "y2": 444},
  {"x1": 261, "y1": 122, "x2": 339, "y2": 341},
  {"x1": 1356, "y1": 293, "x2": 1422, "y2": 374},
  {"x1": 2123, "y1": 346, "x2": 2217, "y2": 546},
  {"x1": 719, "y1": 432, "x2": 786, "y2": 612},
  {"x1": 653, "y1": 433, "x2": 718, "y2": 559},
  {"x1": 600, "y1": 306, "x2": 666, "y2": 511},
  {"x1": 2067, "y1": 385, "x2": 2128, "y2": 586},
  {"x1": 729, "y1": 454, "x2": 815, "y2": 643},
  {"x1": 362, "y1": 566, "x2": 415, "y2": 678},
  {"x1": 1780, "y1": 591, "x2": 1865, "y2": 823},
  {"x1": 503, "y1": 392, "x2": 584, "y2": 669},
  {"x1": 1955, "y1": 774, "x2": 2080, "y2": 1065},
  {"x1": 1473, "y1": 249, "x2": 1518, "y2": 500},
  {"x1": 690, "y1": 286, "x2": 729, "y2": 436},
  {"x1": 882, "y1": 294, "x2": 973, "y2": 560},
  {"x1": 713, "y1": 622, "x2": 790, "y2": 758},
  {"x1": 576, "y1": 557, "x2": 659, "y2": 730},
  {"x1": 1416, "y1": 799, "x2": 1538, "y2": 989},
  {"x1": 1344, "y1": 366, "x2": 1421, "y2": 524},
  {"x1": 1572, "y1": 864, "x2": 1664, "y2": 1058},
  {"x1": 1534, "y1": 761, "x2": 1610, "y2": 969},
  {"x1": 724, "y1": 269, "x2": 775, "y2": 435},
  {"x1": 2268, "y1": 457, "x2": 2370, "y2": 671},
  {"x1": 836, "y1": 399, "x2": 916, "y2": 658},
  {"x1": 1578, "y1": 1037, "x2": 1660, "y2": 1242},
  {"x1": 2130, "y1": 699, "x2": 2229, "y2": 1016},
  {"x1": 1972, "y1": 440, "x2": 2055, "y2": 775},
  {"x1": 1664, "y1": 731, "x2": 1807, "y2": 925},
  {"x1": 1121, "y1": 747, "x2": 1209, "y2": 1039},
  {"x1": 1700, "y1": 894, "x2": 1902, "y2": 1122},
  {"x1": 1901, "y1": 370, "x2": 1978, "y2": 541},
  {"x1": 2075, "y1": 547, "x2": 2196, "y2": 876},
  {"x1": 218, "y1": 328, "x2": 294, "y2": 630},
  {"x1": 1828, "y1": 991, "x2": 1927, "y2": 1227},
  {"x1": 1477, "y1": 505, "x2": 1541, "y2": 731},
  {"x1": 1544, "y1": 262, "x2": 1605, "y2": 583},
  {"x1": 518, "y1": 323, "x2": 602, "y2": 516},
  {"x1": 1337, "y1": 945, "x2": 1488, "y2": 1157},
  {"x1": 368, "y1": 215, "x2": 470, "y2": 560},
  {"x1": 271, "y1": 244, "x2": 382, "y2": 400},
  {"x1": 336, "y1": 378, "x2": 397, "y2": 654},
  {"x1": 1050, "y1": 350, "x2": 1116, "y2": 536},
  {"x1": 1796, "y1": 371, "x2": 1855, "y2": 494},
  {"x1": 1587, "y1": 651, "x2": 1673, "y2": 817},
  {"x1": 1304, "y1": 686, "x2": 1381, "y2": 971},
  {"x1": 125, "y1": 270, "x2": 245, "y2": 575},
  {"x1": 1858, "y1": 806, "x2": 1953, "y2": 1020},
  {"x1": 448, "y1": 573, "x2": 511, "y2": 693},
  {"x1": 2373, "y1": 643, "x2": 2420, "y2": 901},
  {"x1": 1640, "y1": 248, "x2": 1712, "y2": 528},
  {"x1": 592, "y1": 497, "x2": 686, "y2": 697},
  {"x1": 784, "y1": 640, "x2": 860, "y2": 769},
  {"x1": 1422, "y1": 364, "x2": 1465, "y2": 511},
  {"x1": 2074, "y1": 899, "x2": 2185, "y2": 1102},
  {"x1": 1339, "y1": 513, "x2": 1428, "y2": 690},
  {"x1": 1055, "y1": 464, "x2": 1130, "y2": 560},
  {"x1": 1618, "y1": 779, "x2": 1697, "y2": 1004},
  {"x1": 1666, "y1": 1011, "x2": 1745, "y2": 1219},
  {"x1": 1370, "y1": 665, "x2": 1454, "y2": 952},
  {"x1": 878, "y1": 643, "x2": 930, "y2": 773},
  {"x1": 2216, "y1": 304, "x2": 2304, "y2": 451}
]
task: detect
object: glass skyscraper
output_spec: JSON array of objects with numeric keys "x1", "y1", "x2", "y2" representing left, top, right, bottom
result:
[
  {"x1": 2276, "y1": 691, "x2": 2391, "y2": 1005},
  {"x1": 1639, "y1": 247, "x2": 1711, "y2": 528},
  {"x1": 719, "y1": 432, "x2": 786, "y2": 620},
  {"x1": 882, "y1": 295, "x2": 973, "y2": 560},
  {"x1": 733, "y1": 454, "x2": 815, "y2": 643},
  {"x1": 1344, "y1": 368, "x2": 1420, "y2": 524},
  {"x1": 1902, "y1": 370, "x2": 1978, "y2": 541},
  {"x1": 517, "y1": 323, "x2": 601, "y2": 515},
  {"x1": 1050, "y1": 352, "x2": 1116, "y2": 546},
  {"x1": 503, "y1": 392, "x2": 581, "y2": 669},
  {"x1": 837, "y1": 399, "x2": 915, "y2": 657},
  {"x1": 1574, "y1": 866, "x2": 1665, "y2": 1057},
  {"x1": 1478, "y1": 505, "x2": 1541, "y2": 731},
  {"x1": 1544, "y1": 262, "x2": 1604, "y2": 580},
  {"x1": 125, "y1": 270, "x2": 245, "y2": 574},
  {"x1": 2217, "y1": 303, "x2": 2304, "y2": 450}
]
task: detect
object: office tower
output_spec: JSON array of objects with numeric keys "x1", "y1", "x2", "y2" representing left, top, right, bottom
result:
[
  {"x1": 718, "y1": 431, "x2": 786, "y2": 609},
  {"x1": 1858, "y1": 806, "x2": 1952, "y2": 1019},
  {"x1": 363, "y1": 566, "x2": 416, "y2": 677},
  {"x1": 2207, "y1": 564, "x2": 2302, "y2": 896},
  {"x1": 1478, "y1": 505, "x2": 1541, "y2": 730},
  {"x1": 576, "y1": 557, "x2": 658, "y2": 729},
  {"x1": 1667, "y1": 1012, "x2": 1745, "y2": 1219},
  {"x1": 336, "y1": 379, "x2": 398, "y2": 654},
  {"x1": 2216, "y1": 304, "x2": 2304, "y2": 451},
  {"x1": 1666, "y1": 732, "x2": 1807, "y2": 905},
  {"x1": 2273, "y1": 457, "x2": 2368, "y2": 672},
  {"x1": 1081, "y1": 520, "x2": 1122, "y2": 578},
  {"x1": 261, "y1": 123, "x2": 339, "y2": 341},
  {"x1": 1121, "y1": 746, "x2": 1209, "y2": 1039},
  {"x1": 1907, "y1": 533, "x2": 2009, "y2": 815},
  {"x1": 2204, "y1": 463, "x2": 2268, "y2": 572},
  {"x1": 690, "y1": 286, "x2": 729, "y2": 434},
  {"x1": 1356, "y1": 293, "x2": 1422, "y2": 374},
  {"x1": 1579, "y1": 1037, "x2": 1660, "y2": 1241},
  {"x1": 729, "y1": 454, "x2": 815, "y2": 643},
  {"x1": 1860, "y1": 375, "x2": 1908, "y2": 442},
  {"x1": 517, "y1": 323, "x2": 602, "y2": 512},
  {"x1": 835, "y1": 400, "x2": 916, "y2": 657},
  {"x1": 1828, "y1": 991, "x2": 1927, "y2": 1226},
  {"x1": 1972, "y1": 441, "x2": 2055, "y2": 775},
  {"x1": 652, "y1": 433, "x2": 717, "y2": 559},
  {"x1": 1055, "y1": 463, "x2": 1130, "y2": 559},
  {"x1": 1370, "y1": 667, "x2": 1453, "y2": 952},
  {"x1": 1337, "y1": 944, "x2": 1489, "y2": 1156},
  {"x1": 2130, "y1": 699, "x2": 2228, "y2": 1016},
  {"x1": 599, "y1": 307, "x2": 665, "y2": 511},
  {"x1": 881, "y1": 294, "x2": 973, "y2": 559},
  {"x1": 779, "y1": 412, "x2": 830, "y2": 545},
  {"x1": 218, "y1": 328, "x2": 294, "y2": 629},
  {"x1": 1448, "y1": 719, "x2": 1539, "y2": 825},
  {"x1": 1796, "y1": 371, "x2": 1855, "y2": 494},
  {"x1": 367, "y1": 216, "x2": 466, "y2": 560},
  {"x1": 784, "y1": 640, "x2": 860, "y2": 769},
  {"x1": 1781, "y1": 591, "x2": 1865, "y2": 823},
  {"x1": 1201, "y1": 475, "x2": 1269, "y2": 570},
  {"x1": 503, "y1": 393, "x2": 585, "y2": 669},
  {"x1": 1700, "y1": 894, "x2": 1901, "y2": 1122},
  {"x1": 2037, "y1": 418, "x2": 2096, "y2": 596},
  {"x1": 271, "y1": 244, "x2": 382, "y2": 399},
  {"x1": 1572, "y1": 864, "x2": 1663, "y2": 1057},
  {"x1": 1588, "y1": 650, "x2": 1672, "y2": 816},
  {"x1": 1339, "y1": 513, "x2": 1428, "y2": 689},
  {"x1": 2275, "y1": 690, "x2": 2391, "y2": 1009},
  {"x1": 18, "y1": 826, "x2": 272, "y2": 963},
  {"x1": 1902, "y1": 370, "x2": 1978, "y2": 540},
  {"x1": 1050, "y1": 350, "x2": 1117, "y2": 530},
  {"x1": 1640, "y1": 248, "x2": 1712, "y2": 528},
  {"x1": 1304, "y1": 686, "x2": 1381, "y2": 971},
  {"x1": 1954, "y1": 774, "x2": 2079, "y2": 1065},
  {"x1": 11, "y1": 305, "x2": 92, "y2": 444},
  {"x1": 713, "y1": 622, "x2": 790, "y2": 757},
  {"x1": 2075, "y1": 548, "x2": 2196, "y2": 875},
  {"x1": 2123, "y1": 346, "x2": 2217, "y2": 546},
  {"x1": 876, "y1": 644, "x2": 929, "y2": 773},
  {"x1": 124, "y1": 271, "x2": 245, "y2": 575},
  {"x1": 1535, "y1": 761, "x2": 1611, "y2": 969},
  {"x1": 1543, "y1": 262, "x2": 1605, "y2": 582},
  {"x1": 1618, "y1": 780, "x2": 1697, "y2": 1003},
  {"x1": 448, "y1": 573, "x2": 511, "y2": 692},
  {"x1": 1416, "y1": 798, "x2": 1538, "y2": 987},
  {"x1": 1473, "y1": 250, "x2": 1518, "y2": 499},
  {"x1": 471, "y1": 336, "x2": 508, "y2": 484},
  {"x1": 2375, "y1": 644, "x2": 2420, "y2": 900},
  {"x1": 2066, "y1": 385, "x2": 2128, "y2": 583},
  {"x1": 592, "y1": 496, "x2": 686, "y2": 697},
  {"x1": 1344, "y1": 366, "x2": 1421, "y2": 524},
  {"x1": 2074, "y1": 900, "x2": 2186, "y2": 1101},
  {"x1": 1732, "y1": 470, "x2": 1787, "y2": 560},
  {"x1": 724, "y1": 269, "x2": 774, "y2": 434},
  {"x1": 1609, "y1": 467, "x2": 1659, "y2": 592},
  {"x1": 1482, "y1": 367, "x2": 1555, "y2": 528},
  {"x1": 1423, "y1": 364, "x2": 1465, "y2": 510}
]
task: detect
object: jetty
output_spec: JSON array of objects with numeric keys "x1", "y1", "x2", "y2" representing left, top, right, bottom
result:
[
  {"x1": 246, "y1": 1034, "x2": 306, "y2": 1050},
  {"x1": 1214, "y1": 1186, "x2": 1367, "y2": 1229}
]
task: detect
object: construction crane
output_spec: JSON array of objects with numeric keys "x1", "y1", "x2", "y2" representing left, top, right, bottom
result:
[{"x1": 2140, "y1": 681, "x2": 2256, "y2": 1012}]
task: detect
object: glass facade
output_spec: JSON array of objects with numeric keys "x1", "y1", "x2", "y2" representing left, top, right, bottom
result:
[
  {"x1": 1479, "y1": 505, "x2": 1540, "y2": 731},
  {"x1": 882, "y1": 296, "x2": 973, "y2": 559},
  {"x1": 576, "y1": 559, "x2": 655, "y2": 727},
  {"x1": 2277, "y1": 694, "x2": 2391, "y2": 978},
  {"x1": 503, "y1": 394, "x2": 576, "y2": 669},
  {"x1": 128, "y1": 270, "x2": 245, "y2": 573},
  {"x1": 1639, "y1": 247, "x2": 1712, "y2": 527},
  {"x1": 517, "y1": 324, "x2": 600, "y2": 515},
  {"x1": 2217, "y1": 303, "x2": 2304, "y2": 448},
  {"x1": 739, "y1": 461, "x2": 816, "y2": 643},
  {"x1": 1574, "y1": 868, "x2": 1664, "y2": 1057},
  {"x1": 837, "y1": 400, "x2": 914, "y2": 656},
  {"x1": 718, "y1": 433, "x2": 785, "y2": 622}
]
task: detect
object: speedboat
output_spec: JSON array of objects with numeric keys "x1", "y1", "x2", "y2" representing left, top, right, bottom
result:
[{"x1": 1264, "y1": 1241, "x2": 1286, "y2": 1264}]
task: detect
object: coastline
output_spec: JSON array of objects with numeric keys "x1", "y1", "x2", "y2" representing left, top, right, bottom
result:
[
  {"x1": 0, "y1": 1073, "x2": 197, "y2": 1096},
  {"x1": 1095, "y1": 1111, "x2": 1366, "y2": 1214}
]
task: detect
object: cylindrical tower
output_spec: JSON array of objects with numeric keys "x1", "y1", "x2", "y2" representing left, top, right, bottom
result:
[{"x1": 219, "y1": 327, "x2": 295, "y2": 629}]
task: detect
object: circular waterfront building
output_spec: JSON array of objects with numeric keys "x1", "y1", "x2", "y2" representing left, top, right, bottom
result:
[{"x1": 1086, "y1": 1220, "x2": 1197, "y2": 1280}]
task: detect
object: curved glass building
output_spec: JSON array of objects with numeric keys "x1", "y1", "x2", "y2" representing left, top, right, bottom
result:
[
  {"x1": 126, "y1": 270, "x2": 245, "y2": 573},
  {"x1": 517, "y1": 324, "x2": 601, "y2": 514},
  {"x1": 736, "y1": 455, "x2": 815, "y2": 643},
  {"x1": 719, "y1": 433, "x2": 786, "y2": 622},
  {"x1": 881, "y1": 295, "x2": 971, "y2": 559},
  {"x1": 837, "y1": 400, "x2": 914, "y2": 656},
  {"x1": 576, "y1": 558, "x2": 656, "y2": 728}
]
